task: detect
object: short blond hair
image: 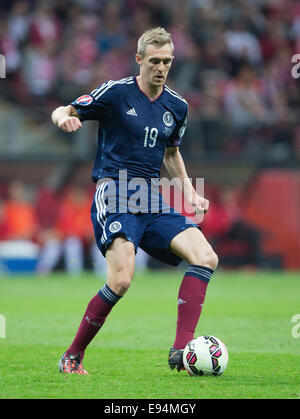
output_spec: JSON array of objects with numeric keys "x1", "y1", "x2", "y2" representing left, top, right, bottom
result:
[{"x1": 137, "y1": 27, "x2": 174, "y2": 57}]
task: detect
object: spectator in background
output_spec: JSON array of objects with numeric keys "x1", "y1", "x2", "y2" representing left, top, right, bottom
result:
[
  {"x1": 96, "y1": 1, "x2": 127, "y2": 54},
  {"x1": 1, "y1": 180, "x2": 37, "y2": 241},
  {"x1": 0, "y1": 18, "x2": 22, "y2": 75},
  {"x1": 36, "y1": 184, "x2": 93, "y2": 275},
  {"x1": 290, "y1": 0, "x2": 300, "y2": 51},
  {"x1": 196, "y1": 74, "x2": 225, "y2": 156},
  {"x1": 224, "y1": 19, "x2": 263, "y2": 67},
  {"x1": 223, "y1": 61, "x2": 272, "y2": 152},
  {"x1": 22, "y1": 40, "x2": 57, "y2": 98},
  {"x1": 27, "y1": 1, "x2": 61, "y2": 48},
  {"x1": 57, "y1": 13, "x2": 100, "y2": 100},
  {"x1": 259, "y1": 14, "x2": 290, "y2": 63},
  {"x1": 34, "y1": 181, "x2": 60, "y2": 266},
  {"x1": 203, "y1": 184, "x2": 263, "y2": 269},
  {"x1": 0, "y1": 199, "x2": 8, "y2": 241},
  {"x1": 95, "y1": 2, "x2": 132, "y2": 81},
  {"x1": 20, "y1": 0, "x2": 61, "y2": 100},
  {"x1": 198, "y1": 184, "x2": 229, "y2": 247},
  {"x1": 7, "y1": 0, "x2": 31, "y2": 46},
  {"x1": 0, "y1": 181, "x2": 40, "y2": 273}
]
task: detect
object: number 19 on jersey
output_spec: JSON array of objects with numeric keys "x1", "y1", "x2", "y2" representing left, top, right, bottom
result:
[{"x1": 144, "y1": 126, "x2": 158, "y2": 148}]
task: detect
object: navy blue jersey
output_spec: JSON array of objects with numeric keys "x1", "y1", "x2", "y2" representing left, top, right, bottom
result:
[{"x1": 71, "y1": 76, "x2": 188, "y2": 183}]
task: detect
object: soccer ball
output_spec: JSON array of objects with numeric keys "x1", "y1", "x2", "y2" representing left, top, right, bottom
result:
[{"x1": 183, "y1": 335, "x2": 229, "y2": 376}]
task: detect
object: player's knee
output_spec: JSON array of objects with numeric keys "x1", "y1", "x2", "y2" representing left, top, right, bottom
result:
[
  {"x1": 116, "y1": 275, "x2": 132, "y2": 294},
  {"x1": 189, "y1": 247, "x2": 218, "y2": 271},
  {"x1": 106, "y1": 238, "x2": 135, "y2": 294},
  {"x1": 108, "y1": 266, "x2": 133, "y2": 295},
  {"x1": 206, "y1": 249, "x2": 218, "y2": 271}
]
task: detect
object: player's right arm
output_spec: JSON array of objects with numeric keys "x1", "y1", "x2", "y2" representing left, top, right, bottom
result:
[
  {"x1": 52, "y1": 79, "x2": 124, "y2": 131},
  {"x1": 51, "y1": 105, "x2": 82, "y2": 132}
]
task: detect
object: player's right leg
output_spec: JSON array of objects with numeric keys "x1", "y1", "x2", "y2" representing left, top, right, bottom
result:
[
  {"x1": 106, "y1": 237, "x2": 135, "y2": 296},
  {"x1": 59, "y1": 237, "x2": 135, "y2": 374}
]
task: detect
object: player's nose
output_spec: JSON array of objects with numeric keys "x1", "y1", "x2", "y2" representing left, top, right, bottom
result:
[{"x1": 157, "y1": 61, "x2": 165, "y2": 71}]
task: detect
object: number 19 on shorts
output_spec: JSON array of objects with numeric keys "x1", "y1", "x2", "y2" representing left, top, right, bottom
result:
[{"x1": 144, "y1": 126, "x2": 158, "y2": 148}]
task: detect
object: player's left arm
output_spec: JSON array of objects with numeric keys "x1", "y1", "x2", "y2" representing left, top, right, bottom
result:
[{"x1": 163, "y1": 147, "x2": 209, "y2": 214}]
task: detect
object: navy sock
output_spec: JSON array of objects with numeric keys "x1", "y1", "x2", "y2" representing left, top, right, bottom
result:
[{"x1": 98, "y1": 283, "x2": 122, "y2": 305}]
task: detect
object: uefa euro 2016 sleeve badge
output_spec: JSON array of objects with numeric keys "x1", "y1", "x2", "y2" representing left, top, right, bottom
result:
[{"x1": 75, "y1": 95, "x2": 93, "y2": 106}]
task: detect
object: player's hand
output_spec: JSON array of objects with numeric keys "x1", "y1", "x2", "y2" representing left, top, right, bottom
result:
[
  {"x1": 191, "y1": 194, "x2": 209, "y2": 215},
  {"x1": 57, "y1": 116, "x2": 82, "y2": 132}
]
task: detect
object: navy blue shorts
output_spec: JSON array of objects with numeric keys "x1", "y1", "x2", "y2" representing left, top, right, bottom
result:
[{"x1": 91, "y1": 179, "x2": 200, "y2": 266}]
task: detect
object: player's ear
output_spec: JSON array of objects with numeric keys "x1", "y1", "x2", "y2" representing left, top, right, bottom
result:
[{"x1": 135, "y1": 53, "x2": 143, "y2": 66}]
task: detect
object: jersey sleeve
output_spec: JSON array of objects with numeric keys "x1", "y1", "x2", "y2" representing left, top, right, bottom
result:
[
  {"x1": 166, "y1": 105, "x2": 188, "y2": 148},
  {"x1": 70, "y1": 81, "x2": 119, "y2": 122}
]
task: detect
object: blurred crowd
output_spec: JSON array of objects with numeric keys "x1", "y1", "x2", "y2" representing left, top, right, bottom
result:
[
  {"x1": 0, "y1": 181, "x2": 100, "y2": 274},
  {"x1": 0, "y1": 180, "x2": 264, "y2": 274},
  {"x1": 1, "y1": 0, "x2": 300, "y2": 158}
]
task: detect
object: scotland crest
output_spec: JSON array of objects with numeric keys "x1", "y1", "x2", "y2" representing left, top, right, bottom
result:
[{"x1": 163, "y1": 111, "x2": 174, "y2": 127}]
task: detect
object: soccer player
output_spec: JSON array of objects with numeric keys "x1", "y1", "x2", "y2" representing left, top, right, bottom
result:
[{"x1": 52, "y1": 27, "x2": 218, "y2": 375}]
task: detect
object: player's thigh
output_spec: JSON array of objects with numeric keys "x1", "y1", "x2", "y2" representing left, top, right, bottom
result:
[
  {"x1": 169, "y1": 227, "x2": 218, "y2": 269},
  {"x1": 105, "y1": 236, "x2": 135, "y2": 294}
]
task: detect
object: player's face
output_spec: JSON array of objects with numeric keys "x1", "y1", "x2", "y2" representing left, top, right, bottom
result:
[{"x1": 136, "y1": 43, "x2": 174, "y2": 88}]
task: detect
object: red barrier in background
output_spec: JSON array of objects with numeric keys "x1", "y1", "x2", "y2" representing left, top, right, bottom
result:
[{"x1": 241, "y1": 170, "x2": 300, "y2": 270}]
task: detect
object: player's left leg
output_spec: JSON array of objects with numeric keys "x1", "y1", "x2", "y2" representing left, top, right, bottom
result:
[
  {"x1": 170, "y1": 226, "x2": 218, "y2": 269},
  {"x1": 168, "y1": 227, "x2": 218, "y2": 370}
]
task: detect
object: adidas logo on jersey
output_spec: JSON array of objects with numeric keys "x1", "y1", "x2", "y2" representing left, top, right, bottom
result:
[{"x1": 126, "y1": 108, "x2": 137, "y2": 116}]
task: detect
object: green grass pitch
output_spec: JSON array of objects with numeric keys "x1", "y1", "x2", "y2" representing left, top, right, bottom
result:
[{"x1": 0, "y1": 269, "x2": 300, "y2": 399}]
